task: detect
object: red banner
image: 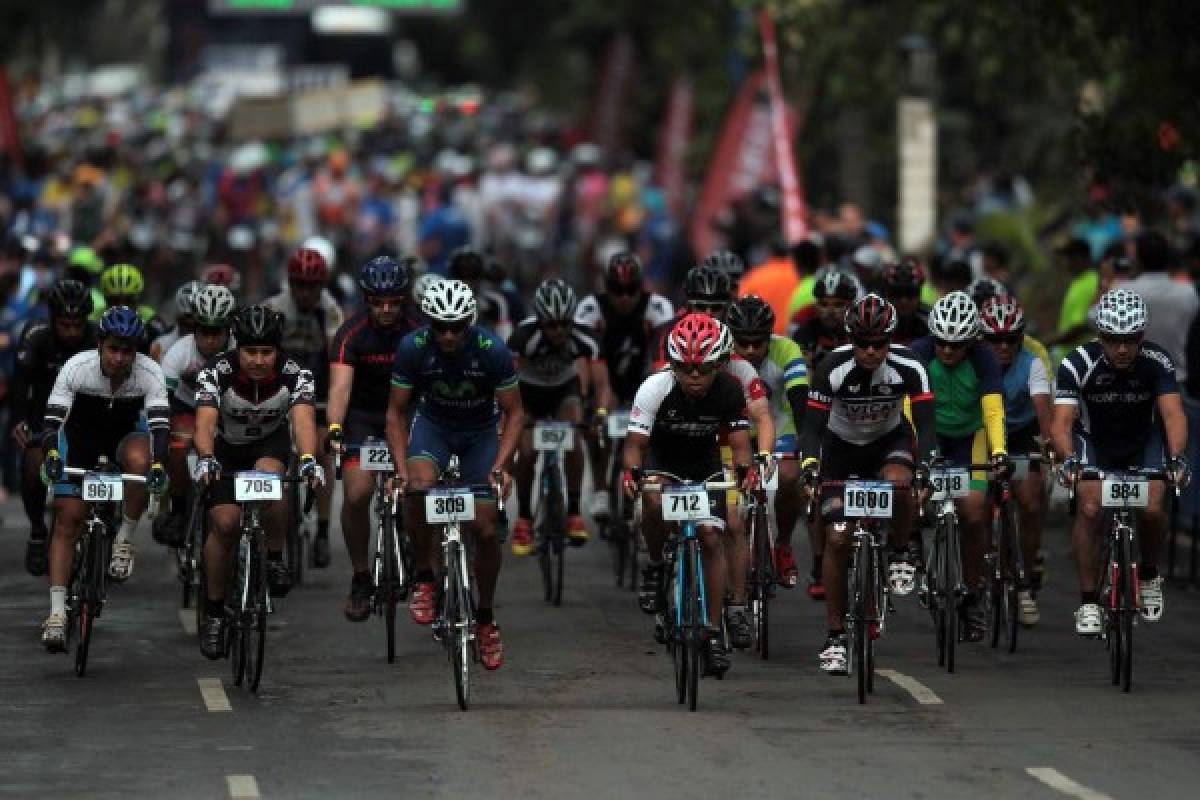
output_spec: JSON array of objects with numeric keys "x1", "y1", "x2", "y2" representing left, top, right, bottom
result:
[
  {"x1": 758, "y1": 8, "x2": 808, "y2": 243},
  {"x1": 655, "y1": 76, "x2": 693, "y2": 221},
  {"x1": 0, "y1": 69, "x2": 22, "y2": 169},
  {"x1": 590, "y1": 34, "x2": 635, "y2": 155}
]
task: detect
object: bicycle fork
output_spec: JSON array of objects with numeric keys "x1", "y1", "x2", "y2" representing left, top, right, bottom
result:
[
  {"x1": 1109, "y1": 515, "x2": 1140, "y2": 613},
  {"x1": 674, "y1": 528, "x2": 710, "y2": 632}
]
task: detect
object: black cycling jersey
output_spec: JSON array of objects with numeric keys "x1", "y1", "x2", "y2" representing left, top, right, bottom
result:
[
  {"x1": 11, "y1": 321, "x2": 97, "y2": 430},
  {"x1": 790, "y1": 317, "x2": 848, "y2": 374},
  {"x1": 195, "y1": 350, "x2": 316, "y2": 446},
  {"x1": 331, "y1": 310, "x2": 416, "y2": 417},
  {"x1": 576, "y1": 291, "x2": 674, "y2": 403},
  {"x1": 1056, "y1": 339, "x2": 1180, "y2": 460},
  {"x1": 507, "y1": 317, "x2": 602, "y2": 387},
  {"x1": 892, "y1": 306, "x2": 931, "y2": 346}
]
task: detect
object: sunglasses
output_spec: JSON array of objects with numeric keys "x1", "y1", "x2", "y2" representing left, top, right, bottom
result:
[
  {"x1": 690, "y1": 302, "x2": 728, "y2": 315},
  {"x1": 607, "y1": 284, "x2": 640, "y2": 297},
  {"x1": 934, "y1": 338, "x2": 969, "y2": 350},
  {"x1": 196, "y1": 325, "x2": 228, "y2": 337},
  {"x1": 852, "y1": 337, "x2": 890, "y2": 351},
  {"x1": 985, "y1": 333, "x2": 1022, "y2": 346},
  {"x1": 431, "y1": 319, "x2": 470, "y2": 335},
  {"x1": 671, "y1": 361, "x2": 720, "y2": 376},
  {"x1": 1100, "y1": 334, "x2": 1143, "y2": 346},
  {"x1": 735, "y1": 337, "x2": 769, "y2": 349}
]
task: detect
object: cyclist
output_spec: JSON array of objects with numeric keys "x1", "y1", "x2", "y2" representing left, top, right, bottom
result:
[
  {"x1": 726, "y1": 295, "x2": 808, "y2": 589},
  {"x1": 911, "y1": 291, "x2": 1011, "y2": 643},
  {"x1": 650, "y1": 265, "x2": 736, "y2": 366},
  {"x1": 62, "y1": 246, "x2": 107, "y2": 320},
  {"x1": 11, "y1": 280, "x2": 96, "y2": 576},
  {"x1": 150, "y1": 280, "x2": 201, "y2": 362},
  {"x1": 98, "y1": 263, "x2": 166, "y2": 342},
  {"x1": 882, "y1": 257, "x2": 931, "y2": 345},
  {"x1": 192, "y1": 305, "x2": 324, "y2": 659},
  {"x1": 797, "y1": 294, "x2": 938, "y2": 675},
  {"x1": 1053, "y1": 289, "x2": 1188, "y2": 635},
  {"x1": 623, "y1": 313, "x2": 760, "y2": 675},
  {"x1": 447, "y1": 247, "x2": 515, "y2": 340},
  {"x1": 38, "y1": 307, "x2": 170, "y2": 651},
  {"x1": 386, "y1": 279, "x2": 523, "y2": 671},
  {"x1": 979, "y1": 295, "x2": 1053, "y2": 625},
  {"x1": 200, "y1": 263, "x2": 243, "y2": 293},
  {"x1": 574, "y1": 252, "x2": 674, "y2": 520},
  {"x1": 789, "y1": 266, "x2": 862, "y2": 372},
  {"x1": 509, "y1": 278, "x2": 612, "y2": 553},
  {"x1": 155, "y1": 284, "x2": 237, "y2": 546},
  {"x1": 326, "y1": 256, "x2": 417, "y2": 621},
  {"x1": 264, "y1": 247, "x2": 345, "y2": 569}
]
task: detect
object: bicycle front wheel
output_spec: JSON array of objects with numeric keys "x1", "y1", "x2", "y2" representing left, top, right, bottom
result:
[
  {"x1": 380, "y1": 507, "x2": 399, "y2": 664},
  {"x1": 247, "y1": 533, "x2": 268, "y2": 693},
  {"x1": 667, "y1": 547, "x2": 687, "y2": 705},
  {"x1": 943, "y1": 516, "x2": 961, "y2": 674},
  {"x1": 444, "y1": 544, "x2": 471, "y2": 711},
  {"x1": 852, "y1": 537, "x2": 869, "y2": 704},
  {"x1": 685, "y1": 538, "x2": 702, "y2": 712},
  {"x1": 1121, "y1": 533, "x2": 1135, "y2": 693},
  {"x1": 751, "y1": 503, "x2": 772, "y2": 660}
]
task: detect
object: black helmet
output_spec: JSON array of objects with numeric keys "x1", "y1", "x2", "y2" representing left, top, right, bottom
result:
[
  {"x1": 232, "y1": 305, "x2": 284, "y2": 347},
  {"x1": 605, "y1": 251, "x2": 643, "y2": 290},
  {"x1": 47, "y1": 279, "x2": 93, "y2": 318},
  {"x1": 727, "y1": 295, "x2": 775, "y2": 338},
  {"x1": 684, "y1": 266, "x2": 733, "y2": 305},
  {"x1": 700, "y1": 249, "x2": 745, "y2": 276},
  {"x1": 447, "y1": 247, "x2": 486, "y2": 282},
  {"x1": 844, "y1": 293, "x2": 898, "y2": 337}
]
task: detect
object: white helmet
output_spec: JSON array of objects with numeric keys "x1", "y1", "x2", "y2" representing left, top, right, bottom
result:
[
  {"x1": 421, "y1": 278, "x2": 476, "y2": 324},
  {"x1": 533, "y1": 278, "x2": 577, "y2": 322},
  {"x1": 1094, "y1": 288, "x2": 1147, "y2": 335},
  {"x1": 175, "y1": 280, "x2": 202, "y2": 317},
  {"x1": 302, "y1": 235, "x2": 336, "y2": 270},
  {"x1": 928, "y1": 290, "x2": 980, "y2": 342},
  {"x1": 192, "y1": 284, "x2": 236, "y2": 327},
  {"x1": 412, "y1": 273, "x2": 442, "y2": 307}
]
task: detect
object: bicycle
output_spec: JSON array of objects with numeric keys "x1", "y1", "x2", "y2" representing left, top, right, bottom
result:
[
  {"x1": 176, "y1": 461, "x2": 207, "y2": 614},
  {"x1": 1069, "y1": 466, "x2": 1175, "y2": 693},
  {"x1": 638, "y1": 469, "x2": 737, "y2": 712},
  {"x1": 285, "y1": 451, "x2": 316, "y2": 585},
  {"x1": 530, "y1": 420, "x2": 578, "y2": 607},
  {"x1": 601, "y1": 409, "x2": 639, "y2": 591},
  {"x1": 61, "y1": 459, "x2": 154, "y2": 677},
  {"x1": 982, "y1": 455, "x2": 1039, "y2": 653}
]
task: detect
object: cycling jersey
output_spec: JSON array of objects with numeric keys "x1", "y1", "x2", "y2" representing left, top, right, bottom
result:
[
  {"x1": 263, "y1": 288, "x2": 344, "y2": 402},
  {"x1": 391, "y1": 325, "x2": 517, "y2": 428},
  {"x1": 151, "y1": 326, "x2": 184, "y2": 362},
  {"x1": 162, "y1": 333, "x2": 225, "y2": 410},
  {"x1": 911, "y1": 337, "x2": 1007, "y2": 452},
  {"x1": 475, "y1": 285, "x2": 515, "y2": 341},
  {"x1": 1056, "y1": 339, "x2": 1179, "y2": 461},
  {"x1": 195, "y1": 350, "x2": 316, "y2": 445},
  {"x1": 799, "y1": 344, "x2": 937, "y2": 465},
  {"x1": 11, "y1": 321, "x2": 97, "y2": 430},
  {"x1": 575, "y1": 291, "x2": 674, "y2": 403},
  {"x1": 42, "y1": 349, "x2": 170, "y2": 465},
  {"x1": 789, "y1": 317, "x2": 847, "y2": 374},
  {"x1": 508, "y1": 318, "x2": 602, "y2": 387},
  {"x1": 892, "y1": 307, "x2": 931, "y2": 345},
  {"x1": 999, "y1": 345, "x2": 1051, "y2": 432},
  {"x1": 331, "y1": 310, "x2": 416, "y2": 418},
  {"x1": 746, "y1": 335, "x2": 808, "y2": 438}
]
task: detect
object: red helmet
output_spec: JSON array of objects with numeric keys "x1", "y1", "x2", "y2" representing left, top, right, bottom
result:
[
  {"x1": 287, "y1": 247, "x2": 329, "y2": 283},
  {"x1": 979, "y1": 295, "x2": 1026, "y2": 335},
  {"x1": 200, "y1": 263, "x2": 242, "y2": 292},
  {"x1": 667, "y1": 313, "x2": 733, "y2": 366},
  {"x1": 844, "y1": 293, "x2": 898, "y2": 337}
]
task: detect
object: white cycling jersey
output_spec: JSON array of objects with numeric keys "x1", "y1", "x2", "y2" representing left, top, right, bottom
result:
[
  {"x1": 162, "y1": 333, "x2": 231, "y2": 409},
  {"x1": 44, "y1": 349, "x2": 170, "y2": 447}
]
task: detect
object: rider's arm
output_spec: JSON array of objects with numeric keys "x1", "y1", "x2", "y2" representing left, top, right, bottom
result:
[
  {"x1": 779, "y1": 337, "x2": 809, "y2": 445},
  {"x1": 727, "y1": 427, "x2": 753, "y2": 472},
  {"x1": 494, "y1": 385, "x2": 525, "y2": 471},
  {"x1": 981, "y1": 393, "x2": 1008, "y2": 456},
  {"x1": 974, "y1": 344, "x2": 1008, "y2": 456},
  {"x1": 796, "y1": 364, "x2": 833, "y2": 464},
  {"x1": 622, "y1": 431, "x2": 649, "y2": 471},
  {"x1": 1027, "y1": 354, "x2": 1054, "y2": 450},
  {"x1": 289, "y1": 401, "x2": 318, "y2": 457},
  {"x1": 588, "y1": 357, "x2": 614, "y2": 412},
  {"x1": 1158, "y1": 392, "x2": 1188, "y2": 459},
  {"x1": 39, "y1": 351, "x2": 76, "y2": 451},
  {"x1": 8, "y1": 323, "x2": 40, "y2": 429},
  {"x1": 384, "y1": 384, "x2": 412, "y2": 465},
  {"x1": 902, "y1": 356, "x2": 939, "y2": 464},
  {"x1": 194, "y1": 404, "x2": 218, "y2": 458},
  {"x1": 1053, "y1": 346, "x2": 1085, "y2": 459},
  {"x1": 747, "y1": 397, "x2": 774, "y2": 453},
  {"x1": 326, "y1": 364, "x2": 354, "y2": 429},
  {"x1": 140, "y1": 357, "x2": 171, "y2": 465}
]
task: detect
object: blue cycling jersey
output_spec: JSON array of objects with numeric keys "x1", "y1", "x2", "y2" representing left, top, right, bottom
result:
[
  {"x1": 391, "y1": 325, "x2": 518, "y2": 428},
  {"x1": 1002, "y1": 347, "x2": 1037, "y2": 431}
]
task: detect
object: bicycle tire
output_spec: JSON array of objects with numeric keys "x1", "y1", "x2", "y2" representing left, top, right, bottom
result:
[
  {"x1": 286, "y1": 479, "x2": 305, "y2": 586},
  {"x1": 382, "y1": 509, "x2": 398, "y2": 664},
  {"x1": 230, "y1": 537, "x2": 249, "y2": 687},
  {"x1": 1003, "y1": 498, "x2": 1021, "y2": 653},
  {"x1": 248, "y1": 531, "x2": 268, "y2": 693},
  {"x1": 853, "y1": 536, "x2": 869, "y2": 704},
  {"x1": 752, "y1": 503, "x2": 772, "y2": 660},
  {"x1": 668, "y1": 546, "x2": 687, "y2": 704},
  {"x1": 1100, "y1": 532, "x2": 1121, "y2": 686},
  {"x1": 1121, "y1": 532, "x2": 1135, "y2": 693},
  {"x1": 685, "y1": 538, "x2": 702, "y2": 712},
  {"x1": 987, "y1": 551, "x2": 1002, "y2": 650},
  {"x1": 944, "y1": 514, "x2": 961, "y2": 674},
  {"x1": 546, "y1": 460, "x2": 566, "y2": 607},
  {"x1": 76, "y1": 526, "x2": 108, "y2": 678},
  {"x1": 929, "y1": 518, "x2": 946, "y2": 667},
  {"x1": 445, "y1": 543, "x2": 471, "y2": 711}
]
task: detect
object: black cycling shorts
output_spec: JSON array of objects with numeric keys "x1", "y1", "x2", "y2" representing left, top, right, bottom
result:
[
  {"x1": 341, "y1": 409, "x2": 387, "y2": 468},
  {"x1": 208, "y1": 426, "x2": 292, "y2": 506},
  {"x1": 519, "y1": 378, "x2": 581, "y2": 420},
  {"x1": 817, "y1": 422, "x2": 914, "y2": 522}
]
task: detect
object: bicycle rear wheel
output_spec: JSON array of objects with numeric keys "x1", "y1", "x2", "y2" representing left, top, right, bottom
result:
[
  {"x1": 685, "y1": 538, "x2": 702, "y2": 712},
  {"x1": 247, "y1": 533, "x2": 268, "y2": 693},
  {"x1": 667, "y1": 547, "x2": 687, "y2": 704},
  {"x1": 852, "y1": 543, "x2": 868, "y2": 704},
  {"x1": 751, "y1": 503, "x2": 772, "y2": 660}
]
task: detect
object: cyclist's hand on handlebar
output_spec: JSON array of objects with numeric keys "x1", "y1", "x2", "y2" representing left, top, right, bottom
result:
[
  {"x1": 1056, "y1": 455, "x2": 1080, "y2": 488},
  {"x1": 799, "y1": 457, "x2": 820, "y2": 495},
  {"x1": 324, "y1": 423, "x2": 344, "y2": 455},
  {"x1": 754, "y1": 451, "x2": 776, "y2": 488},
  {"x1": 41, "y1": 448, "x2": 64, "y2": 485},
  {"x1": 622, "y1": 467, "x2": 640, "y2": 499},
  {"x1": 991, "y1": 452, "x2": 1013, "y2": 480},
  {"x1": 192, "y1": 455, "x2": 220, "y2": 485},
  {"x1": 491, "y1": 466, "x2": 512, "y2": 499},
  {"x1": 298, "y1": 453, "x2": 325, "y2": 488},
  {"x1": 1167, "y1": 454, "x2": 1191, "y2": 489}
]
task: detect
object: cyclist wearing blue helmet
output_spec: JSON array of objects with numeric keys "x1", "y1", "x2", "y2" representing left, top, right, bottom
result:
[
  {"x1": 326, "y1": 256, "x2": 419, "y2": 619},
  {"x1": 38, "y1": 305, "x2": 171, "y2": 652}
]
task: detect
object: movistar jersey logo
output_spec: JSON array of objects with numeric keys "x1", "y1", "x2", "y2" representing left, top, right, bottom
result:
[
  {"x1": 414, "y1": 330, "x2": 430, "y2": 348},
  {"x1": 432, "y1": 380, "x2": 478, "y2": 399},
  {"x1": 477, "y1": 334, "x2": 493, "y2": 350}
]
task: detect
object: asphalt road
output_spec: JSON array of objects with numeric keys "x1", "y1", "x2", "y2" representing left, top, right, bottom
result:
[{"x1": 3, "y1": 497, "x2": 1200, "y2": 800}]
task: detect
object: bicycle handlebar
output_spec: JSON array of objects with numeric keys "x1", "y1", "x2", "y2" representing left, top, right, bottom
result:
[{"x1": 62, "y1": 466, "x2": 149, "y2": 482}]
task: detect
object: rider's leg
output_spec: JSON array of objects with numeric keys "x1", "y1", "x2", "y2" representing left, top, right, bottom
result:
[
  {"x1": 167, "y1": 414, "x2": 195, "y2": 516},
  {"x1": 698, "y1": 522, "x2": 728, "y2": 626},
  {"x1": 822, "y1": 514, "x2": 849, "y2": 632},
  {"x1": 513, "y1": 427, "x2": 535, "y2": 522},
  {"x1": 405, "y1": 457, "x2": 440, "y2": 575},
  {"x1": 957, "y1": 489, "x2": 988, "y2": 591},
  {"x1": 472, "y1": 502, "x2": 502, "y2": 616},
  {"x1": 724, "y1": 493, "x2": 749, "y2": 604},
  {"x1": 203, "y1": 502, "x2": 242, "y2": 608},
  {"x1": 1072, "y1": 481, "x2": 1103, "y2": 599},
  {"x1": 882, "y1": 462, "x2": 916, "y2": 549},
  {"x1": 559, "y1": 399, "x2": 586, "y2": 519},
  {"x1": 47, "y1": 496, "x2": 86, "y2": 589},
  {"x1": 1016, "y1": 469, "x2": 1044, "y2": 581},
  {"x1": 1138, "y1": 481, "x2": 1168, "y2": 577},
  {"x1": 339, "y1": 460, "x2": 376, "y2": 575},
  {"x1": 253, "y1": 456, "x2": 289, "y2": 557}
]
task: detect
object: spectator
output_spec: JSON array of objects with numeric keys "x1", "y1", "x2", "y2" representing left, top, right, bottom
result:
[
  {"x1": 1126, "y1": 231, "x2": 1198, "y2": 383},
  {"x1": 1045, "y1": 238, "x2": 1098, "y2": 354},
  {"x1": 785, "y1": 238, "x2": 824, "y2": 318},
  {"x1": 738, "y1": 237, "x2": 799, "y2": 334}
]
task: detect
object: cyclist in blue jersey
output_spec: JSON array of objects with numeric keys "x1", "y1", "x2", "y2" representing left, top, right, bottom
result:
[{"x1": 385, "y1": 279, "x2": 524, "y2": 671}]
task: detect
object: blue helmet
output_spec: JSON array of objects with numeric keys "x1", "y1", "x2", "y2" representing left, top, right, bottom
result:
[
  {"x1": 359, "y1": 256, "x2": 412, "y2": 298},
  {"x1": 99, "y1": 305, "x2": 145, "y2": 341}
]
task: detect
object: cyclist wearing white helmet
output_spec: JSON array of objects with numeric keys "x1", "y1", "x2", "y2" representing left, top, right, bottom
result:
[
  {"x1": 1053, "y1": 288, "x2": 1189, "y2": 635},
  {"x1": 912, "y1": 290, "x2": 1012, "y2": 643},
  {"x1": 385, "y1": 278, "x2": 524, "y2": 671}
]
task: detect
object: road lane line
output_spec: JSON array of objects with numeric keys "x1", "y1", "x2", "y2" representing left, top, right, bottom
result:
[
  {"x1": 226, "y1": 775, "x2": 260, "y2": 799},
  {"x1": 179, "y1": 608, "x2": 197, "y2": 636},
  {"x1": 1026, "y1": 768, "x2": 1114, "y2": 800},
  {"x1": 877, "y1": 669, "x2": 944, "y2": 704},
  {"x1": 198, "y1": 678, "x2": 232, "y2": 712}
]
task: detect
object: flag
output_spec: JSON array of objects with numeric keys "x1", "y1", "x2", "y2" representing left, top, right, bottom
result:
[
  {"x1": 758, "y1": 8, "x2": 808, "y2": 242},
  {"x1": 655, "y1": 76, "x2": 693, "y2": 221}
]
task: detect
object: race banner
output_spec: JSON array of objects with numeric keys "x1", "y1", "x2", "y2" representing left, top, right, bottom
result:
[
  {"x1": 758, "y1": 7, "x2": 808, "y2": 242},
  {"x1": 655, "y1": 76, "x2": 693, "y2": 221}
]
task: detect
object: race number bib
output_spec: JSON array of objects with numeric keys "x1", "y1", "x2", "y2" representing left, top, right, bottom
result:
[
  {"x1": 234, "y1": 471, "x2": 282, "y2": 502},
  {"x1": 606, "y1": 410, "x2": 631, "y2": 439},
  {"x1": 82, "y1": 474, "x2": 123, "y2": 503},
  {"x1": 1102, "y1": 477, "x2": 1149, "y2": 508},
  {"x1": 843, "y1": 481, "x2": 893, "y2": 519},
  {"x1": 425, "y1": 488, "x2": 476, "y2": 523},
  {"x1": 534, "y1": 422, "x2": 574, "y2": 451},
  {"x1": 930, "y1": 468, "x2": 970, "y2": 500},
  {"x1": 360, "y1": 441, "x2": 394, "y2": 472},
  {"x1": 661, "y1": 486, "x2": 710, "y2": 521}
]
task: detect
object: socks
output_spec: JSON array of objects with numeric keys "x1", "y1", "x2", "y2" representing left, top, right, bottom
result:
[
  {"x1": 50, "y1": 586, "x2": 66, "y2": 616},
  {"x1": 116, "y1": 514, "x2": 138, "y2": 546}
]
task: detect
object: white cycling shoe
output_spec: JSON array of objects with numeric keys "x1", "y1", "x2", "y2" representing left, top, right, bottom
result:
[
  {"x1": 1017, "y1": 590, "x2": 1040, "y2": 626},
  {"x1": 1139, "y1": 576, "x2": 1164, "y2": 622},
  {"x1": 818, "y1": 634, "x2": 848, "y2": 675},
  {"x1": 108, "y1": 541, "x2": 136, "y2": 582},
  {"x1": 1074, "y1": 603, "x2": 1103, "y2": 636},
  {"x1": 888, "y1": 559, "x2": 917, "y2": 596},
  {"x1": 589, "y1": 491, "x2": 611, "y2": 520},
  {"x1": 42, "y1": 613, "x2": 67, "y2": 652}
]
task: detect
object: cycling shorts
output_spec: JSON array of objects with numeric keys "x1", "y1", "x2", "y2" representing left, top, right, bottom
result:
[
  {"x1": 519, "y1": 377, "x2": 582, "y2": 419},
  {"x1": 208, "y1": 425, "x2": 292, "y2": 506},
  {"x1": 644, "y1": 450, "x2": 728, "y2": 530},
  {"x1": 1007, "y1": 422, "x2": 1041, "y2": 472},
  {"x1": 938, "y1": 429, "x2": 989, "y2": 492},
  {"x1": 1075, "y1": 430, "x2": 1164, "y2": 471},
  {"x1": 53, "y1": 429, "x2": 149, "y2": 498},
  {"x1": 817, "y1": 422, "x2": 914, "y2": 521},
  {"x1": 774, "y1": 433, "x2": 797, "y2": 455},
  {"x1": 340, "y1": 409, "x2": 387, "y2": 468},
  {"x1": 407, "y1": 413, "x2": 498, "y2": 499}
]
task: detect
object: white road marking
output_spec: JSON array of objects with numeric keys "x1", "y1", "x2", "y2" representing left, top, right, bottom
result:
[
  {"x1": 877, "y1": 669, "x2": 944, "y2": 704},
  {"x1": 1025, "y1": 767, "x2": 1114, "y2": 800},
  {"x1": 226, "y1": 774, "x2": 260, "y2": 799},
  {"x1": 198, "y1": 677, "x2": 232, "y2": 712},
  {"x1": 179, "y1": 608, "x2": 197, "y2": 636}
]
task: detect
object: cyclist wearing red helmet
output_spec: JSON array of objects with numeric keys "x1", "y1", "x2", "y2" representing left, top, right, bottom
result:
[{"x1": 265, "y1": 246, "x2": 345, "y2": 569}]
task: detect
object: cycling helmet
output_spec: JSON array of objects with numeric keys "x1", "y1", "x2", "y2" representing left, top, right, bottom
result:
[
  {"x1": 812, "y1": 266, "x2": 862, "y2": 301},
  {"x1": 100, "y1": 264, "x2": 144, "y2": 298},
  {"x1": 287, "y1": 248, "x2": 329, "y2": 283},
  {"x1": 98, "y1": 305, "x2": 145, "y2": 340},
  {"x1": 605, "y1": 251, "x2": 643, "y2": 289},
  {"x1": 882, "y1": 257, "x2": 925, "y2": 291},
  {"x1": 928, "y1": 290, "x2": 980, "y2": 342},
  {"x1": 67, "y1": 246, "x2": 105, "y2": 275},
  {"x1": 447, "y1": 247, "x2": 486, "y2": 281},
  {"x1": 1094, "y1": 288, "x2": 1147, "y2": 335},
  {"x1": 420, "y1": 278, "x2": 476, "y2": 323},
  {"x1": 232, "y1": 305, "x2": 284, "y2": 347},
  {"x1": 200, "y1": 263, "x2": 242, "y2": 292},
  {"x1": 302, "y1": 235, "x2": 336, "y2": 270},
  {"x1": 844, "y1": 293, "x2": 898, "y2": 336},
  {"x1": 192, "y1": 285, "x2": 236, "y2": 327},
  {"x1": 727, "y1": 295, "x2": 776, "y2": 338},
  {"x1": 47, "y1": 279, "x2": 93, "y2": 318},
  {"x1": 412, "y1": 273, "x2": 443, "y2": 307},
  {"x1": 700, "y1": 249, "x2": 746, "y2": 276},
  {"x1": 175, "y1": 280, "x2": 202, "y2": 318},
  {"x1": 533, "y1": 278, "x2": 578, "y2": 322},
  {"x1": 358, "y1": 255, "x2": 411, "y2": 297},
  {"x1": 684, "y1": 266, "x2": 733, "y2": 304},
  {"x1": 667, "y1": 313, "x2": 733, "y2": 365},
  {"x1": 979, "y1": 295, "x2": 1026, "y2": 336},
  {"x1": 968, "y1": 276, "x2": 1009, "y2": 309}
]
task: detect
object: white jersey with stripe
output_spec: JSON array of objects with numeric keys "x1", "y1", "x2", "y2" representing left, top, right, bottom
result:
[
  {"x1": 44, "y1": 349, "x2": 170, "y2": 442},
  {"x1": 807, "y1": 344, "x2": 932, "y2": 444}
]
